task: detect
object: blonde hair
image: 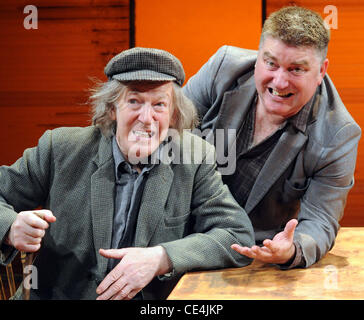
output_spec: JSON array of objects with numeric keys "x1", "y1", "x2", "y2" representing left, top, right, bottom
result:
[
  {"x1": 260, "y1": 6, "x2": 330, "y2": 63},
  {"x1": 89, "y1": 80, "x2": 199, "y2": 137}
]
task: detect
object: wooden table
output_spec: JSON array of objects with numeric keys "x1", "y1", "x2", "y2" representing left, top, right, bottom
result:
[{"x1": 168, "y1": 227, "x2": 364, "y2": 300}]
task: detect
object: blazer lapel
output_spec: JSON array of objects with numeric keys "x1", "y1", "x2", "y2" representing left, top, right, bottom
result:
[
  {"x1": 245, "y1": 126, "x2": 308, "y2": 214},
  {"x1": 134, "y1": 163, "x2": 174, "y2": 247},
  {"x1": 214, "y1": 73, "x2": 256, "y2": 135},
  {"x1": 213, "y1": 74, "x2": 256, "y2": 174},
  {"x1": 90, "y1": 135, "x2": 115, "y2": 276}
]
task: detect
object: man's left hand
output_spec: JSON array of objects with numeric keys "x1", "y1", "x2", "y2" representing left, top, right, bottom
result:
[
  {"x1": 96, "y1": 246, "x2": 171, "y2": 300},
  {"x1": 231, "y1": 219, "x2": 298, "y2": 265}
]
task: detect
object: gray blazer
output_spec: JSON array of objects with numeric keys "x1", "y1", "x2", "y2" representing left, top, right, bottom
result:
[
  {"x1": 184, "y1": 45, "x2": 361, "y2": 267},
  {"x1": 0, "y1": 126, "x2": 254, "y2": 299}
]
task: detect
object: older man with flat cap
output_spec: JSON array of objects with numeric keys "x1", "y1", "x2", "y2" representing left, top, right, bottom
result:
[{"x1": 0, "y1": 47, "x2": 254, "y2": 300}]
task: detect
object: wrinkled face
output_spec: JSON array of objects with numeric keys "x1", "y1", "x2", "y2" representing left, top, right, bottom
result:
[
  {"x1": 254, "y1": 36, "x2": 328, "y2": 120},
  {"x1": 111, "y1": 81, "x2": 174, "y2": 163}
]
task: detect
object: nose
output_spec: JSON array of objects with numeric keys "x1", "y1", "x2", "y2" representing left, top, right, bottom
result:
[
  {"x1": 137, "y1": 103, "x2": 153, "y2": 124},
  {"x1": 272, "y1": 68, "x2": 289, "y2": 89}
]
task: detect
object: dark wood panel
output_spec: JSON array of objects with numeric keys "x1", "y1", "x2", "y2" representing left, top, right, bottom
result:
[
  {"x1": 0, "y1": 1, "x2": 130, "y2": 299},
  {"x1": 0, "y1": 106, "x2": 91, "y2": 165},
  {"x1": 0, "y1": 0, "x2": 130, "y2": 165}
]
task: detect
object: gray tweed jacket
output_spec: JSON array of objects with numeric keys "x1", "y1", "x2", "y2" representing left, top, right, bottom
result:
[{"x1": 0, "y1": 126, "x2": 254, "y2": 299}]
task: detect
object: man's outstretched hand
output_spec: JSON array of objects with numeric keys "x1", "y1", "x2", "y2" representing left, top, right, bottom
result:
[{"x1": 231, "y1": 219, "x2": 298, "y2": 265}]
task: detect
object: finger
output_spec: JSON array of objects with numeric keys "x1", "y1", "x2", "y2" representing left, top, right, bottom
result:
[
  {"x1": 284, "y1": 219, "x2": 298, "y2": 240},
  {"x1": 258, "y1": 243, "x2": 274, "y2": 254},
  {"x1": 251, "y1": 246, "x2": 274, "y2": 262},
  {"x1": 10, "y1": 226, "x2": 43, "y2": 251},
  {"x1": 21, "y1": 233, "x2": 43, "y2": 245},
  {"x1": 262, "y1": 239, "x2": 279, "y2": 253},
  {"x1": 21, "y1": 212, "x2": 49, "y2": 230},
  {"x1": 111, "y1": 285, "x2": 134, "y2": 300},
  {"x1": 97, "y1": 276, "x2": 127, "y2": 300},
  {"x1": 124, "y1": 289, "x2": 139, "y2": 300},
  {"x1": 99, "y1": 248, "x2": 126, "y2": 260},
  {"x1": 33, "y1": 210, "x2": 56, "y2": 223},
  {"x1": 22, "y1": 224, "x2": 46, "y2": 239},
  {"x1": 231, "y1": 245, "x2": 257, "y2": 259},
  {"x1": 231, "y1": 244, "x2": 253, "y2": 256},
  {"x1": 19, "y1": 243, "x2": 41, "y2": 253},
  {"x1": 96, "y1": 260, "x2": 125, "y2": 295},
  {"x1": 96, "y1": 249, "x2": 128, "y2": 295}
]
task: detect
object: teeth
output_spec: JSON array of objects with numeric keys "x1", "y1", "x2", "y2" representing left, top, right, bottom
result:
[
  {"x1": 134, "y1": 130, "x2": 152, "y2": 138},
  {"x1": 271, "y1": 89, "x2": 292, "y2": 97}
]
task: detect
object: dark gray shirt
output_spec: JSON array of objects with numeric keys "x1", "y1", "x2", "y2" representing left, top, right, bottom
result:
[
  {"x1": 223, "y1": 94, "x2": 312, "y2": 209},
  {"x1": 108, "y1": 136, "x2": 155, "y2": 271}
]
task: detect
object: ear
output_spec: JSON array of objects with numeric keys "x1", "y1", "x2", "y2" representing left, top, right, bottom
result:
[
  {"x1": 318, "y1": 58, "x2": 329, "y2": 85},
  {"x1": 109, "y1": 105, "x2": 117, "y2": 121}
]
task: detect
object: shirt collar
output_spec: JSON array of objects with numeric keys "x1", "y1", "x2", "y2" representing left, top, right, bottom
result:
[
  {"x1": 112, "y1": 136, "x2": 129, "y2": 178},
  {"x1": 251, "y1": 90, "x2": 315, "y2": 133},
  {"x1": 112, "y1": 136, "x2": 162, "y2": 178},
  {"x1": 287, "y1": 91, "x2": 317, "y2": 133}
]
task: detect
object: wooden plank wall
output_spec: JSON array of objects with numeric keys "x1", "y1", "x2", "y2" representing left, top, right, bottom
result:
[
  {"x1": 0, "y1": 0, "x2": 130, "y2": 300},
  {"x1": 266, "y1": 1, "x2": 364, "y2": 226},
  {"x1": 0, "y1": 0, "x2": 130, "y2": 166}
]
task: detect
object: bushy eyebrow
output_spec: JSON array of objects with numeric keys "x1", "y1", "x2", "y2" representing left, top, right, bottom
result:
[
  {"x1": 125, "y1": 91, "x2": 170, "y2": 101},
  {"x1": 290, "y1": 60, "x2": 309, "y2": 66},
  {"x1": 263, "y1": 51, "x2": 277, "y2": 61},
  {"x1": 263, "y1": 51, "x2": 309, "y2": 66},
  {"x1": 125, "y1": 90, "x2": 141, "y2": 95}
]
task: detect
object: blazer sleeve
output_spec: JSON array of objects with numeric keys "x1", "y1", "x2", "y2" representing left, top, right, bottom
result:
[
  {"x1": 0, "y1": 130, "x2": 52, "y2": 265},
  {"x1": 160, "y1": 143, "x2": 255, "y2": 276},
  {"x1": 294, "y1": 121, "x2": 361, "y2": 267},
  {"x1": 183, "y1": 45, "x2": 257, "y2": 131}
]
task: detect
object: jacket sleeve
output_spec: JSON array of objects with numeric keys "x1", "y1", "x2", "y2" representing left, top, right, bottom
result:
[
  {"x1": 160, "y1": 142, "x2": 255, "y2": 276},
  {"x1": 183, "y1": 45, "x2": 257, "y2": 136},
  {"x1": 294, "y1": 121, "x2": 361, "y2": 267},
  {"x1": 0, "y1": 130, "x2": 52, "y2": 265}
]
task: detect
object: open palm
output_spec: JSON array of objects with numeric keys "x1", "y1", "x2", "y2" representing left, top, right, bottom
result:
[{"x1": 231, "y1": 219, "x2": 298, "y2": 264}]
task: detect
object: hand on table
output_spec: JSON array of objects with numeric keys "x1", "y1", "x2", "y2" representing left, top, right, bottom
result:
[
  {"x1": 231, "y1": 219, "x2": 298, "y2": 265},
  {"x1": 96, "y1": 246, "x2": 171, "y2": 300}
]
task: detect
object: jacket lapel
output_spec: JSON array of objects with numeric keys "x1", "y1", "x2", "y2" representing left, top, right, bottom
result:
[
  {"x1": 245, "y1": 126, "x2": 308, "y2": 214},
  {"x1": 213, "y1": 74, "x2": 256, "y2": 174},
  {"x1": 90, "y1": 135, "x2": 115, "y2": 276},
  {"x1": 214, "y1": 74, "x2": 256, "y2": 137},
  {"x1": 134, "y1": 163, "x2": 174, "y2": 247}
]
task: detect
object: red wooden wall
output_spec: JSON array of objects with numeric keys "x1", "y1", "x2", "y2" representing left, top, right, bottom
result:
[{"x1": 0, "y1": 0, "x2": 130, "y2": 165}]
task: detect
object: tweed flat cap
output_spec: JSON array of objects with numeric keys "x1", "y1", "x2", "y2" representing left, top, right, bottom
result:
[{"x1": 104, "y1": 47, "x2": 185, "y2": 86}]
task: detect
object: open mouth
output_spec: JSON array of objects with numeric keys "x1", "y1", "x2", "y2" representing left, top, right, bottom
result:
[
  {"x1": 268, "y1": 87, "x2": 294, "y2": 98},
  {"x1": 133, "y1": 130, "x2": 155, "y2": 139}
]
